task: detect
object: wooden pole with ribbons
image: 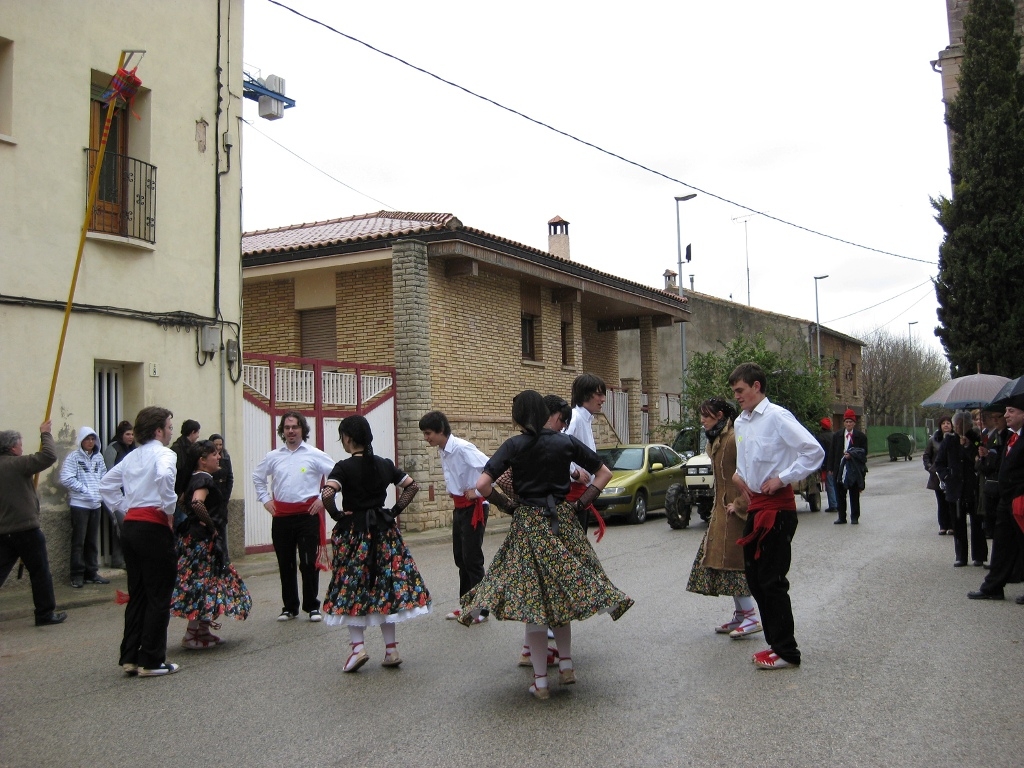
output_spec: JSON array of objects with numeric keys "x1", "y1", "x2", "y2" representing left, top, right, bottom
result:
[{"x1": 37, "y1": 50, "x2": 143, "y2": 482}]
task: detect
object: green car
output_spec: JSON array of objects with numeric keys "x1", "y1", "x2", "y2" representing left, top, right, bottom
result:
[{"x1": 593, "y1": 443, "x2": 687, "y2": 524}]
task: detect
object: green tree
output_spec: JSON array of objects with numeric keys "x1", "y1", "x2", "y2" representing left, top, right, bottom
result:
[
  {"x1": 933, "y1": 0, "x2": 1024, "y2": 377},
  {"x1": 676, "y1": 332, "x2": 832, "y2": 432}
]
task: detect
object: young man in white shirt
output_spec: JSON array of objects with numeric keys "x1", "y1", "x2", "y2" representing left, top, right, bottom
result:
[
  {"x1": 420, "y1": 411, "x2": 490, "y2": 623},
  {"x1": 252, "y1": 411, "x2": 335, "y2": 622},
  {"x1": 99, "y1": 406, "x2": 180, "y2": 677},
  {"x1": 564, "y1": 373, "x2": 607, "y2": 532},
  {"x1": 729, "y1": 363, "x2": 823, "y2": 670}
]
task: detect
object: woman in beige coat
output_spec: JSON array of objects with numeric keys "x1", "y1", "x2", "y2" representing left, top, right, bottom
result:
[{"x1": 685, "y1": 397, "x2": 762, "y2": 638}]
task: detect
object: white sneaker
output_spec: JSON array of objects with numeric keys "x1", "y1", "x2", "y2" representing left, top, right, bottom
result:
[
  {"x1": 308, "y1": 610, "x2": 323, "y2": 623},
  {"x1": 138, "y1": 662, "x2": 181, "y2": 677},
  {"x1": 277, "y1": 610, "x2": 297, "y2": 622}
]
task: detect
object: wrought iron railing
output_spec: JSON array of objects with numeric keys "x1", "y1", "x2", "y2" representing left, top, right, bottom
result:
[{"x1": 85, "y1": 149, "x2": 157, "y2": 243}]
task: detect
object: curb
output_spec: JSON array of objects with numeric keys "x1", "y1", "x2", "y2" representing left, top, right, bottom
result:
[{"x1": 0, "y1": 517, "x2": 513, "y2": 624}]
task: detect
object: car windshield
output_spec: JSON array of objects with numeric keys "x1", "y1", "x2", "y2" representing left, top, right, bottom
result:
[{"x1": 597, "y1": 447, "x2": 645, "y2": 471}]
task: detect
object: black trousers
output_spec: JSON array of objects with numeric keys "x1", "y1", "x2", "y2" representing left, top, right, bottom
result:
[
  {"x1": 835, "y1": 484, "x2": 861, "y2": 522},
  {"x1": 981, "y1": 502, "x2": 1024, "y2": 595},
  {"x1": 452, "y1": 504, "x2": 487, "y2": 596},
  {"x1": 982, "y1": 491, "x2": 998, "y2": 539},
  {"x1": 120, "y1": 520, "x2": 176, "y2": 668},
  {"x1": 951, "y1": 492, "x2": 987, "y2": 564},
  {"x1": 69, "y1": 505, "x2": 101, "y2": 579},
  {"x1": 272, "y1": 514, "x2": 321, "y2": 615},
  {"x1": 743, "y1": 509, "x2": 800, "y2": 665},
  {"x1": 934, "y1": 489, "x2": 951, "y2": 530},
  {"x1": 0, "y1": 527, "x2": 57, "y2": 622}
]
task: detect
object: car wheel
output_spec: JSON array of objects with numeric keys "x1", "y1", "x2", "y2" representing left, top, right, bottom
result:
[
  {"x1": 808, "y1": 489, "x2": 821, "y2": 512},
  {"x1": 665, "y1": 484, "x2": 689, "y2": 529},
  {"x1": 696, "y1": 501, "x2": 713, "y2": 523},
  {"x1": 627, "y1": 490, "x2": 648, "y2": 525}
]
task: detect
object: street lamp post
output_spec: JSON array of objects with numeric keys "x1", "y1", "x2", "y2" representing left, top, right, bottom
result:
[
  {"x1": 675, "y1": 194, "x2": 697, "y2": 398},
  {"x1": 908, "y1": 321, "x2": 918, "y2": 437},
  {"x1": 813, "y1": 274, "x2": 829, "y2": 365}
]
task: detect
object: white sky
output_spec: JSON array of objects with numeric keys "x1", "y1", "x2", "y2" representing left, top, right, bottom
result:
[{"x1": 240, "y1": 0, "x2": 952, "y2": 354}]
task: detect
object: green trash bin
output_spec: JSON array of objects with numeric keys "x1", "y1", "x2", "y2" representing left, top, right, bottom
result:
[{"x1": 886, "y1": 433, "x2": 914, "y2": 462}]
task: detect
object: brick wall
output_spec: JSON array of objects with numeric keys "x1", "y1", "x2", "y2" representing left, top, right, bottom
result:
[
  {"x1": 337, "y1": 266, "x2": 394, "y2": 365},
  {"x1": 243, "y1": 279, "x2": 300, "y2": 356},
  {"x1": 581, "y1": 316, "x2": 620, "y2": 389}
]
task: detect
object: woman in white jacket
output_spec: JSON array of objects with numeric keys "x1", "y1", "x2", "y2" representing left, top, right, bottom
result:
[{"x1": 59, "y1": 426, "x2": 111, "y2": 588}]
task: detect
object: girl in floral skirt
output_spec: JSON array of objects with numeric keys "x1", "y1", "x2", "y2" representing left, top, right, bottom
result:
[
  {"x1": 460, "y1": 390, "x2": 633, "y2": 700},
  {"x1": 684, "y1": 397, "x2": 761, "y2": 639},
  {"x1": 171, "y1": 440, "x2": 251, "y2": 648},
  {"x1": 320, "y1": 415, "x2": 429, "y2": 672}
]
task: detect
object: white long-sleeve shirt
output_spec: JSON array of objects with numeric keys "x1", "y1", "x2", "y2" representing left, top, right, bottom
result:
[
  {"x1": 438, "y1": 435, "x2": 489, "y2": 497},
  {"x1": 98, "y1": 440, "x2": 178, "y2": 519},
  {"x1": 565, "y1": 405, "x2": 596, "y2": 484},
  {"x1": 733, "y1": 396, "x2": 824, "y2": 490},
  {"x1": 252, "y1": 442, "x2": 336, "y2": 504}
]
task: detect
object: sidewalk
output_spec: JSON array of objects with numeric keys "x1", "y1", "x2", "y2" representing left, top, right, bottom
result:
[{"x1": 0, "y1": 516, "x2": 512, "y2": 623}]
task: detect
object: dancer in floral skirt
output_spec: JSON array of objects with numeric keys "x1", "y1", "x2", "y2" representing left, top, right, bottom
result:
[
  {"x1": 171, "y1": 440, "x2": 251, "y2": 649},
  {"x1": 460, "y1": 390, "x2": 633, "y2": 700},
  {"x1": 320, "y1": 415, "x2": 429, "y2": 672},
  {"x1": 684, "y1": 397, "x2": 761, "y2": 639}
]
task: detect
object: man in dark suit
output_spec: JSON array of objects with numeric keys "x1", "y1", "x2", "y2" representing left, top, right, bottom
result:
[
  {"x1": 969, "y1": 398, "x2": 1024, "y2": 601},
  {"x1": 830, "y1": 409, "x2": 868, "y2": 524}
]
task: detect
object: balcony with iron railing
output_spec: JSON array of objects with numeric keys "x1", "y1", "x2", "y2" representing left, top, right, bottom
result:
[{"x1": 85, "y1": 149, "x2": 157, "y2": 243}]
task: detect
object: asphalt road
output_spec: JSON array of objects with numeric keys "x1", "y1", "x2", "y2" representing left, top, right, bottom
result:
[{"x1": 2, "y1": 457, "x2": 1022, "y2": 768}]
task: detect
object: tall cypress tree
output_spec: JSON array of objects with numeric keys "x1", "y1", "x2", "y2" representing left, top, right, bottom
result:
[{"x1": 933, "y1": 0, "x2": 1024, "y2": 377}]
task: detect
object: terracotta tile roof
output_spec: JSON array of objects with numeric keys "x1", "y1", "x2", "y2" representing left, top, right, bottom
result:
[
  {"x1": 242, "y1": 210, "x2": 687, "y2": 309},
  {"x1": 243, "y1": 211, "x2": 461, "y2": 255}
]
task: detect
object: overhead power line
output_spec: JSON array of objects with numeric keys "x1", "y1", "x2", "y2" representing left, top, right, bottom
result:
[
  {"x1": 242, "y1": 117, "x2": 396, "y2": 210},
  {"x1": 824, "y1": 279, "x2": 934, "y2": 324},
  {"x1": 265, "y1": 0, "x2": 937, "y2": 266}
]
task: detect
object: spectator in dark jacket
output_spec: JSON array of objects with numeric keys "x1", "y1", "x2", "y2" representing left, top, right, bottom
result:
[
  {"x1": 923, "y1": 416, "x2": 953, "y2": 534},
  {"x1": 935, "y1": 412, "x2": 982, "y2": 567},
  {"x1": 0, "y1": 421, "x2": 67, "y2": 626},
  {"x1": 209, "y1": 433, "x2": 233, "y2": 559},
  {"x1": 170, "y1": 420, "x2": 201, "y2": 528},
  {"x1": 829, "y1": 409, "x2": 868, "y2": 525}
]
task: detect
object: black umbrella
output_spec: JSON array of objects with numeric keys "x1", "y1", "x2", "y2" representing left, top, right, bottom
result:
[{"x1": 987, "y1": 375, "x2": 1024, "y2": 408}]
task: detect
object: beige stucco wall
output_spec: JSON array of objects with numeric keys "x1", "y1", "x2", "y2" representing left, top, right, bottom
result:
[{"x1": 0, "y1": 0, "x2": 245, "y2": 579}]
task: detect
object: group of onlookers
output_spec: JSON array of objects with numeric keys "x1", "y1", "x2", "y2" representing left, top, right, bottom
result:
[{"x1": 922, "y1": 399, "x2": 1024, "y2": 602}]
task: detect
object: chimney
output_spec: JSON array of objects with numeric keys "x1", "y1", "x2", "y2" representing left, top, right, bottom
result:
[
  {"x1": 663, "y1": 269, "x2": 678, "y2": 291},
  {"x1": 548, "y1": 216, "x2": 570, "y2": 261}
]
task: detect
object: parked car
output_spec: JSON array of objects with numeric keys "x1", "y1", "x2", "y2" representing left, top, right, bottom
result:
[
  {"x1": 665, "y1": 428, "x2": 821, "y2": 529},
  {"x1": 594, "y1": 443, "x2": 687, "y2": 524}
]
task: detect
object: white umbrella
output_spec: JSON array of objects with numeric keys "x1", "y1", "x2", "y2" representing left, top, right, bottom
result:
[{"x1": 920, "y1": 374, "x2": 1010, "y2": 410}]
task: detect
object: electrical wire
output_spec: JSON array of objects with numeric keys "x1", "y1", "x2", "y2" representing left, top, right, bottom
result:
[
  {"x1": 823, "y1": 279, "x2": 934, "y2": 324},
  {"x1": 241, "y1": 117, "x2": 396, "y2": 210},
  {"x1": 264, "y1": 0, "x2": 936, "y2": 266}
]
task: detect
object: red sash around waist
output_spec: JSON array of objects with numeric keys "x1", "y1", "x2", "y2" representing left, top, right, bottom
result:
[
  {"x1": 736, "y1": 486, "x2": 795, "y2": 559},
  {"x1": 125, "y1": 506, "x2": 170, "y2": 527},
  {"x1": 567, "y1": 481, "x2": 607, "y2": 543},
  {"x1": 274, "y1": 497, "x2": 316, "y2": 516},
  {"x1": 452, "y1": 494, "x2": 486, "y2": 529}
]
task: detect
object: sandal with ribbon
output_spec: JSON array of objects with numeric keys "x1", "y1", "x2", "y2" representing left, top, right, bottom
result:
[
  {"x1": 382, "y1": 642, "x2": 402, "y2": 668},
  {"x1": 558, "y1": 657, "x2": 575, "y2": 686},
  {"x1": 343, "y1": 642, "x2": 369, "y2": 673},
  {"x1": 181, "y1": 626, "x2": 217, "y2": 650},
  {"x1": 529, "y1": 673, "x2": 550, "y2": 700}
]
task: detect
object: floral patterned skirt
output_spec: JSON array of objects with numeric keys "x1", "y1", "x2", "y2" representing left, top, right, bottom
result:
[
  {"x1": 459, "y1": 501, "x2": 633, "y2": 626},
  {"x1": 685, "y1": 536, "x2": 750, "y2": 597},
  {"x1": 322, "y1": 523, "x2": 431, "y2": 627},
  {"x1": 171, "y1": 536, "x2": 252, "y2": 622}
]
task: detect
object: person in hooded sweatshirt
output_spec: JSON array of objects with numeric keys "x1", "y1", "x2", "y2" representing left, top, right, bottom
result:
[{"x1": 60, "y1": 426, "x2": 111, "y2": 588}]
